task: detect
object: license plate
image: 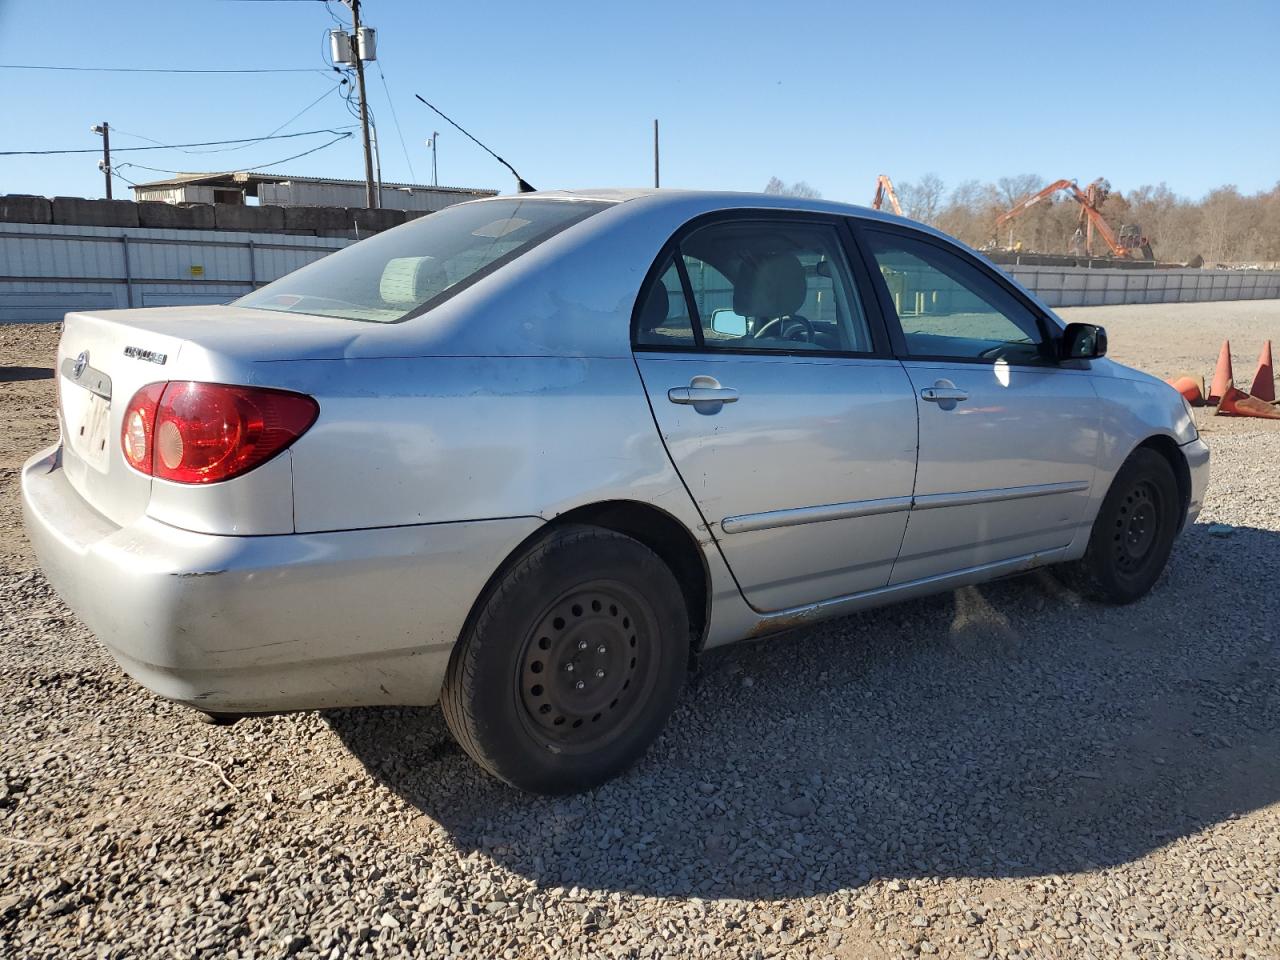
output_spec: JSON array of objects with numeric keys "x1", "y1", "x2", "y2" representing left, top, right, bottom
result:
[{"x1": 70, "y1": 391, "x2": 112, "y2": 471}]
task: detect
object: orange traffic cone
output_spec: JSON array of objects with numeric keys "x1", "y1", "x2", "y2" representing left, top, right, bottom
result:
[
  {"x1": 1216, "y1": 383, "x2": 1280, "y2": 419},
  {"x1": 1249, "y1": 340, "x2": 1275, "y2": 403},
  {"x1": 1207, "y1": 340, "x2": 1233, "y2": 405},
  {"x1": 1165, "y1": 373, "x2": 1205, "y2": 406}
]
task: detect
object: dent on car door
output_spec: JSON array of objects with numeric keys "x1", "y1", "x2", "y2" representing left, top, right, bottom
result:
[
  {"x1": 632, "y1": 216, "x2": 918, "y2": 612},
  {"x1": 856, "y1": 226, "x2": 1101, "y2": 584}
]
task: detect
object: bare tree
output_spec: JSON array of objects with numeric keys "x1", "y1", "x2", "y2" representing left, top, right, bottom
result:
[
  {"x1": 763, "y1": 178, "x2": 822, "y2": 199},
  {"x1": 997, "y1": 174, "x2": 1043, "y2": 208},
  {"x1": 898, "y1": 173, "x2": 945, "y2": 224},
  {"x1": 760, "y1": 172, "x2": 1279, "y2": 265}
]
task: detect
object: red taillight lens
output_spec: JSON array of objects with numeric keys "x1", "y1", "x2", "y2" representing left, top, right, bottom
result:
[
  {"x1": 121, "y1": 383, "x2": 165, "y2": 473},
  {"x1": 120, "y1": 382, "x2": 318, "y2": 484}
]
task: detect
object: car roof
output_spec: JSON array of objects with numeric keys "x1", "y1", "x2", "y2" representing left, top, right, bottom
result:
[{"x1": 476, "y1": 187, "x2": 917, "y2": 228}]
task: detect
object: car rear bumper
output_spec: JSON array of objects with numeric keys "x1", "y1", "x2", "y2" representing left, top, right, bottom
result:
[
  {"x1": 21, "y1": 445, "x2": 541, "y2": 713},
  {"x1": 1181, "y1": 435, "x2": 1210, "y2": 529}
]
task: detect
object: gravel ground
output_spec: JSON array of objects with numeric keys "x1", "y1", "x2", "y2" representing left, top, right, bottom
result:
[{"x1": 2, "y1": 301, "x2": 1279, "y2": 960}]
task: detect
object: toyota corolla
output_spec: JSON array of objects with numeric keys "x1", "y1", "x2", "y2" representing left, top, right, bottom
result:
[{"x1": 22, "y1": 189, "x2": 1209, "y2": 793}]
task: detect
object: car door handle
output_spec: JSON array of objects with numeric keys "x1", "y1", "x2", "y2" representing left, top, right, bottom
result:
[
  {"x1": 669, "y1": 386, "x2": 740, "y2": 405},
  {"x1": 668, "y1": 375, "x2": 739, "y2": 406},
  {"x1": 920, "y1": 387, "x2": 969, "y2": 403}
]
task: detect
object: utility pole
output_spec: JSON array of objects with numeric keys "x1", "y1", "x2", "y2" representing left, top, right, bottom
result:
[
  {"x1": 371, "y1": 125, "x2": 383, "y2": 204},
  {"x1": 92, "y1": 122, "x2": 112, "y2": 199},
  {"x1": 346, "y1": 0, "x2": 377, "y2": 208},
  {"x1": 653, "y1": 119, "x2": 660, "y2": 188},
  {"x1": 431, "y1": 131, "x2": 439, "y2": 186}
]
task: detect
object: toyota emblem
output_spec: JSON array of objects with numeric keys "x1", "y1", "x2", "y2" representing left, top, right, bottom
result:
[{"x1": 73, "y1": 351, "x2": 89, "y2": 380}]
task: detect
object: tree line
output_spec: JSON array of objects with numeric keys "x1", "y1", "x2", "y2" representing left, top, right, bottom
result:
[{"x1": 765, "y1": 175, "x2": 1280, "y2": 266}]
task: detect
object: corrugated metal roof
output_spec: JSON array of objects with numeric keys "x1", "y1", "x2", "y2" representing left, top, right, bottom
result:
[{"x1": 133, "y1": 172, "x2": 497, "y2": 195}]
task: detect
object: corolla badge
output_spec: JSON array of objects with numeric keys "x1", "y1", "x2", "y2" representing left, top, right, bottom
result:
[
  {"x1": 123, "y1": 345, "x2": 168, "y2": 365},
  {"x1": 73, "y1": 350, "x2": 89, "y2": 379}
]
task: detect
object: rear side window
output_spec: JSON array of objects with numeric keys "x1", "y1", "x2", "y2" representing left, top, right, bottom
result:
[
  {"x1": 862, "y1": 230, "x2": 1047, "y2": 364},
  {"x1": 635, "y1": 257, "x2": 696, "y2": 346},
  {"x1": 635, "y1": 219, "x2": 873, "y2": 354},
  {"x1": 238, "y1": 198, "x2": 607, "y2": 323}
]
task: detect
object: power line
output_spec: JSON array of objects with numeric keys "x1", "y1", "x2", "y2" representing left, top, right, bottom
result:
[
  {"x1": 0, "y1": 127, "x2": 356, "y2": 157},
  {"x1": 116, "y1": 131, "x2": 354, "y2": 178},
  {"x1": 0, "y1": 63, "x2": 326, "y2": 75},
  {"x1": 111, "y1": 87, "x2": 344, "y2": 156},
  {"x1": 376, "y1": 62, "x2": 416, "y2": 182},
  {"x1": 265, "y1": 85, "x2": 344, "y2": 138}
]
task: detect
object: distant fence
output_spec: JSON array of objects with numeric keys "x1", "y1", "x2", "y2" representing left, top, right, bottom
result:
[
  {"x1": 1003, "y1": 264, "x2": 1280, "y2": 308},
  {"x1": 3, "y1": 220, "x2": 1280, "y2": 324},
  {"x1": 0, "y1": 223, "x2": 352, "y2": 323}
]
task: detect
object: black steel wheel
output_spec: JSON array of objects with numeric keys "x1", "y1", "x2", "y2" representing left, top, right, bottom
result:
[
  {"x1": 518, "y1": 584, "x2": 657, "y2": 752},
  {"x1": 1056, "y1": 447, "x2": 1182, "y2": 604},
  {"x1": 1112, "y1": 479, "x2": 1162, "y2": 576},
  {"x1": 441, "y1": 524, "x2": 688, "y2": 794}
]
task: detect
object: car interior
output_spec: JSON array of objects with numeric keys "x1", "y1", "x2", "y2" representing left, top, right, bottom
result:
[{"x1": 636, "y1": 221, "x2": 873, "y2": 353}]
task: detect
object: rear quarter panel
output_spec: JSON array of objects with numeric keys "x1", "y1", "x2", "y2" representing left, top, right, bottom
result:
[{"x1": 278, "y1": 354, "x2": 705, "y2": 537}]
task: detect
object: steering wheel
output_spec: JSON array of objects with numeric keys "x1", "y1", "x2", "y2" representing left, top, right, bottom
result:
[{"x1": 753, "y1": 315, "x2": 815, "y2": 342}]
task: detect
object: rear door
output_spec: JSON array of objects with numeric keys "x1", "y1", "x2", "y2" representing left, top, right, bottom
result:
[
  {"x1": 632, "y1": 214, "x2": 918, "y2": 612},
  {"x1": 854, "y1": 224, "x2": 1101, "y2": 584}
]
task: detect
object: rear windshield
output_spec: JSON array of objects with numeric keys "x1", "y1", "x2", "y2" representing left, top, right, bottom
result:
[{"x1": 237, "y1": 198, "x2": 608, "y2": 323}]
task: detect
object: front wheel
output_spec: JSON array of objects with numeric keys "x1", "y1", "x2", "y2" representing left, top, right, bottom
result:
[
  {"x1": 1057, "y1": 447, "x2": 1181, "y2": 604},
  {"x1": 440, "y1": 525, "x2": 689, "y2": 794}
]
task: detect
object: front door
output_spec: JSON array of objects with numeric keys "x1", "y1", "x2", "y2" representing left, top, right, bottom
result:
[
  {"x1": 633, "y1": 216, "x2": 918, "y2": 612},
  {"x1": 856, "y1": 225, "x2": 1101, "y2": 585}
]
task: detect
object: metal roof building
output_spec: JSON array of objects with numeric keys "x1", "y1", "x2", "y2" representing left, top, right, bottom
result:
[{"x1": 131, "y1": 172, "x2": 497, "y2": 212}]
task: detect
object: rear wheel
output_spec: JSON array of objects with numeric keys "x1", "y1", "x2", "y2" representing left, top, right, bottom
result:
[
  {"x1": 1057, "y1": 447, "x2": 1181, "y2": 604},
  {"x1": 441, "y1": 525, "x2": 688, "y2": 794}
]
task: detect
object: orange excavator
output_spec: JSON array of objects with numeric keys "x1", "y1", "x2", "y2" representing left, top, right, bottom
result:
[
  {"x1": 995, "y1": 178, "x2": 1153, "y2": 259},
  {"x1": 871, "y1": 174, "x2": 903, "y2": 216}
]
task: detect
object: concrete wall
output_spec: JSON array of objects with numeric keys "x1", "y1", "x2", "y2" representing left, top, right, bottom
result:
[
  {"x1": 0, "y1": 222, "x2": 349, "y2": 323},
  {"x1": 1005, "y1": 265, "x2": 1280, "y2": 308},
  {"x1": 0, "y1": 193, "x2": 419, "y2": 240},
  {"x1": 256, "y1": 181, "x2": 492, "y2": 212}
]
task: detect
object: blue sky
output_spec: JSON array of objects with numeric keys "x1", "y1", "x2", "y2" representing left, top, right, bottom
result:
[{"x1": 1, "y1": 0, "x2": 1277, "y2": 204}]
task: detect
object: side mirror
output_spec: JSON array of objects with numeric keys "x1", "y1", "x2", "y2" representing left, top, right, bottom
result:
[
  {"x1": 709, "y1": 307, "x2": 748, "y2": 338},
  {"x1": 1059, "y1": 322, "x2": 1107, "y2": 360}
]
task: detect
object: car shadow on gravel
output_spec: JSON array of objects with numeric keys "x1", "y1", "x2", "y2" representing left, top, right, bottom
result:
[
  {"x1": 0, "y1": 365, "x2": 54, "y2": 383},
  {"x1": 328, "y1": 522, "x2": 1280, "y2": 899}
]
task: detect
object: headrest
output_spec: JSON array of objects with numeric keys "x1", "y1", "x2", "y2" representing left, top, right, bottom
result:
[
  {"x1": 638, "y1": 281, "x2": 670, "y2": 331},
  {"x1": 379, "y1": 256, "x2": 439, "y2": 306},
  {"x1": 732, "y1": 253, "x2": 805, "y2": 319}
]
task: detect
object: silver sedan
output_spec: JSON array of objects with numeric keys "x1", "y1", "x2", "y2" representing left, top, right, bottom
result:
[{"x1": 22, "y1": 189, "x2": 1209, "y2": 793}]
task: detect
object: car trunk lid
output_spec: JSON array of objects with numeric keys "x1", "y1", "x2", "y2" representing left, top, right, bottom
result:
[
  {"x1": 57, "y1": 311, "x2": 191, "y2": 527},
  {"x1": 56, "y1": 305, "x2": 372, "y2": 528}
]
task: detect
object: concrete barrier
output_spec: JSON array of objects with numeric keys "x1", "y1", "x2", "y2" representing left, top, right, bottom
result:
[
  {"x1": 0, "y1": 195, "x2": 52, "y2": 224},
  {"x1": 350, "y1": 207, "x2": 407, "y2": 235},
  {"x1": 137, "y1": 202, "x2": 216, "y2": 230},
  {"x1": 2, "y1": 194, "x2": 419, "y2": 239},
  {"x1": 283, "y1": 205, "x2": 351, "y2": 233},
  {"x1": 1004, "y1": 264, "x2": 1280, "y2": 308},
  {"x1": 51, "y1": 197, "x2": 139, "y2": 228},
  {"x1": 213, "y1": 203, "x2": 286, "y2": 233}
]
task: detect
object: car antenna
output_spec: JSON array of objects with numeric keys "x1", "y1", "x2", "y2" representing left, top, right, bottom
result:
[{"x1": 413, "y1": 94, "x2": 536, "y2": 194}]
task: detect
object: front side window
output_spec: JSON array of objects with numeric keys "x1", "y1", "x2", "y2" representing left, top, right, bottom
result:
[
  {"x1": 238, "y1": 198, "x2": 607, "y2": 323},
  {"x1": 863, "y1": 230, "x2": 1047, "y2": 363},
  {"x1": 634, "y1": 219, "x2": 874, "y2": 354}
]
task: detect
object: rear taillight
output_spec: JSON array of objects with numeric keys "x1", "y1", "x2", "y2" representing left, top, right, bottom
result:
[{"x1": 121, "y1": 382, "x2": 318, "y2": 484}]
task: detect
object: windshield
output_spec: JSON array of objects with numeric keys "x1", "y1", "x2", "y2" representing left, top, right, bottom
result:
[{"x1": 237, "y1": 198, "x2": 608, "y2": 323}]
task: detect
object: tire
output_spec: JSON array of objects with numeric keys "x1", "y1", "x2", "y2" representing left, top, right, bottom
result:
[
  {"x1": 1057, "y1": 447, "x2": 1181, "y2": 604},
  {"x1": 440, "y1": 524, "x2": 689, "y2": 794}
]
